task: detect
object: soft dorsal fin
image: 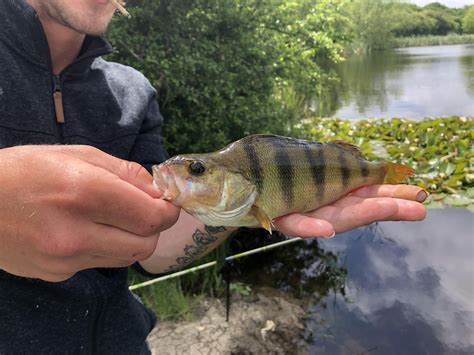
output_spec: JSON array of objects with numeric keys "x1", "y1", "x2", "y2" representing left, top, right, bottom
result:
[{"x1": 328, "y1": 140, "x2": 366, "y2": 160}]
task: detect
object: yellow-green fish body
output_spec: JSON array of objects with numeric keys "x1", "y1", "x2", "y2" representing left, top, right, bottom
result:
[{"x1": 153, "y1": 134, "x2": 414, "y2": 231}]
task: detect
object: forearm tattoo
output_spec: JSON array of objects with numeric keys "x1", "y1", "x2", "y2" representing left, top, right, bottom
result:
[{"x1": 162, "y1": 225, "x2": 227, "y2": 273}]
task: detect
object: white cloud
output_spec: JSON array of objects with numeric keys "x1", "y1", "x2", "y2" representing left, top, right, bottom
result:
[
  {"x1": 409, "y1": 0, "x2": 473, "y2": 8},
  {"x1": 319, "y1": 208, "x2": 474, "y2": 352}
]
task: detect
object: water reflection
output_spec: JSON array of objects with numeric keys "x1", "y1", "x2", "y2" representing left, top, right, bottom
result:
[
  {"x1": 230, "y1": 228, "x2": 348, "y2": 301},
  {"x1": 233, "y1": 208, "x2": 473, "y2": 354},
  {"x1": 309, "y1": 208, "x2": 474, "y2": 354},
  {"x1": 325, "y1": 44, "x2": 474, "y2": 119},
  {"x1": 459, "y1": 53, "x2": 474, "y2": 96}
]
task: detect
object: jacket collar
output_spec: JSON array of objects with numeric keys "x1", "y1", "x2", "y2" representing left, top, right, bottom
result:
[{"x1": 0, "y1": 0, "x2": 113, "y2": 75}]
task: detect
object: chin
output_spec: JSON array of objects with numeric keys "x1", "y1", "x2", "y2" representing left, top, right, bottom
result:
[
  {"x1": 66, "y1": 10, "x2": 114, "y2": 35},
  {"x1": 72, "y1": 20, "x2": 111, "y2": 36}
]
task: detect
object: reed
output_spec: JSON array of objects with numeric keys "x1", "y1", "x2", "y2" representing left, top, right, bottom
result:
[{"x1": 393, "y1": 34, "x2": 474, "y2": 48}]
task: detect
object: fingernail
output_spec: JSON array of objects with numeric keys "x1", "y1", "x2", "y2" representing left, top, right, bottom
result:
[
  {"x1": 322, "y1": 231, "x2": 336, "y2": 239},
  {"x1": 416, "y1": 190, "x2": 429, "y2": 202}
]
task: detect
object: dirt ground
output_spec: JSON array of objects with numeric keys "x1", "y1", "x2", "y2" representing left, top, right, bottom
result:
[{"x1": 147, "y1": 290, "x2": 309, "y2": 354}]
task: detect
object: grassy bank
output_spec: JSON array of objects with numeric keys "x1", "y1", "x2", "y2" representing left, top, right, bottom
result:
[{"x1": 393, "y1": 34, "x2": 474, "y2": 48}]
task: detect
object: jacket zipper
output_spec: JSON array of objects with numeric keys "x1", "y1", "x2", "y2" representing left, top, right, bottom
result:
[
  {"x1": 52, "y1": 74, "x2": 65, "y2": 142},
  {"x1": 33, "y1": 9, "x2": 110, "y2": 144}
]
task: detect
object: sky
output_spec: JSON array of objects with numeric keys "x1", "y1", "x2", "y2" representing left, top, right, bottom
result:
[{"x1": 409, "y1": 0, "x2": 473, "y2": 7}]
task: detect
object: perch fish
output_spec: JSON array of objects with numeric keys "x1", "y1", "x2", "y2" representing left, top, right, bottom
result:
[{"x1": 152, "y1": 134, "x2": 414, "y2": 232}]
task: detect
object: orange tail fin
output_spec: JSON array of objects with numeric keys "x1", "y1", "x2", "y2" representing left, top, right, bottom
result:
[{"x1": 383, "y1": 161, "x2": 415, "y2": 184}]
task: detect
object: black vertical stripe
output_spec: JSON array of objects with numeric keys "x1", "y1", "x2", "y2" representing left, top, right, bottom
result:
[
  {"x1": 338, "y1": 149, "x2": 351, "y2": 188},
  {"x1": 360, "y1": 159, "x2": 369, "y2": 178},
  {"x1": 304, "y1": 143, "x2": 325, "y2": 200},
  {"x1": 274, "y1": 144, "x2": 294, "y2": 207},
  {"x1": 243, "y1": 144, "x2": 263, "y2": 193}
]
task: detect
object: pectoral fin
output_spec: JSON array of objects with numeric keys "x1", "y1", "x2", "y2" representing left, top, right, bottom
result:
[{"x1": 250, "y1": 205, "x2": 274, "y2": 234}]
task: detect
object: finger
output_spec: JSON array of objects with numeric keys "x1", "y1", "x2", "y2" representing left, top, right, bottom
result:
[
  {"x1": 380, "y1": 198, "x2": 427, "y2": 222},
  {"x1": 77, "y1": 174, "x2": 180, "y2": 235},
  {"x1": 274, "y1": 213, "x2": 334, "y2": 238},
  {"x1": 37, "y1": 272, "x2": 77, "y2": 283},
  {"x1": 57, "y1": 145, "x2": 162, "y2": 198},
  {"x1": 36, "y1": 255, "x2": 136, "y2": 280},
  {"x1": 350, "y1": 184, "x2": 428, "y2": 202},
  {"x1": 79, "y1": 222, "x2": 161, "y2": 261},
  {"x1": 307, "y1": 197, "x2": 426, "y2": 233}
]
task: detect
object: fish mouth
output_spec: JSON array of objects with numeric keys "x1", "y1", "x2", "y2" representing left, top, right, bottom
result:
[{"x1": 152, "y1": 164, "x2": 181, "y2": 202}]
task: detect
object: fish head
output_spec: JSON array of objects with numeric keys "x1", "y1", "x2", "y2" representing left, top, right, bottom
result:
[
  {"x1": 152, "y1": 154, "x2": 257, "y2": 225},
  {"x1": 153, "y1": 155, "x2": 223, "y2": 207}
]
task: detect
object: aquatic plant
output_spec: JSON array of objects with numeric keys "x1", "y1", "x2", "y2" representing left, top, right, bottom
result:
[
  {"x1": 393, "y1": 34, "x2": 474, "y2": 48},
  {"x1": 297, "y1": 116, "x2": 474, "y2": 211}
]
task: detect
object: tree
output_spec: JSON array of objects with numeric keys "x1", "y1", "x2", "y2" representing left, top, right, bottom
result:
[
  {"x1": 347, "y1": 0, "x2": 395, "y2": 52},
  {"x1": 424, "y1": 9, "x2": 458, "y2": 35},
  {"x1": 463, "y1": 6, "x2": 474, "y2": 34},
  {"x1": 390, "y1": 3, "x2": 436, "y2": 37},
  {"x1": 107, "y1": 0, "x2": 349, "y2": 155}
]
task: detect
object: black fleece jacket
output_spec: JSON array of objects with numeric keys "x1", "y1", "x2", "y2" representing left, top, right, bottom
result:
[{"x1": 0, "y1": 0, "x2": 168, "y2": 353}]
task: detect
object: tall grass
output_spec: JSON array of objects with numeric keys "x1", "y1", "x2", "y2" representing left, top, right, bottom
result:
[
  {"x1": 128, "y1": 241, "x2": 231, "y2": 321},
  {"x1": 393, "y1": 34, "x2": 474, "y2": 48},
  {"x1": 136, "y1": 278, "x2": 195, "y2": 321}
]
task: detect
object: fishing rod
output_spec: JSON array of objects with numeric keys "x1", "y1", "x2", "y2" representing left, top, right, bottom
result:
[{"x1": 128, "y1": 237, "x2": 303, "y2": 291}]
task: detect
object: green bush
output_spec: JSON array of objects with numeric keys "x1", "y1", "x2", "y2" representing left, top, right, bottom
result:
[
  {"x1": 107, "y1": 0, "x2": 349, "y2": 155},
  {"x1": 463, "y1": 6, "x2": 474, "y2": 34}
]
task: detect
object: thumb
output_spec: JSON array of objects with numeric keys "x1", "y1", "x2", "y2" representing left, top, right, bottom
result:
[{"x1": 58, "y1": 145, "x2": 162, "y2": 198}]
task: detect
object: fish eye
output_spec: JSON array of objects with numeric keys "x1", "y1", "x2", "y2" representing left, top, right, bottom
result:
[{"x1": 188, "y1": 161, "x2": 206, "y2": 176}]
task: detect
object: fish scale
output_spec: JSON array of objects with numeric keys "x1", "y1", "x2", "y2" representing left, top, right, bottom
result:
[{"x1": 153, "y1": 134, "x2": 415, "y2": 232}]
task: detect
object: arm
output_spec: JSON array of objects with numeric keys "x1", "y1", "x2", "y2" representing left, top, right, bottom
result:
[
  {"x1": 139, "y1": 184, "x2": 427, "y2": 274},
  {"x1": 139, "y1": 211, "x2": 236, "y2": 274}
]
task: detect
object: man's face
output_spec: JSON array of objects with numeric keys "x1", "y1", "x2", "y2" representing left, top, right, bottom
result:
[{"x1": 31, "y1": 0, "x2": 116, "y2": 35}]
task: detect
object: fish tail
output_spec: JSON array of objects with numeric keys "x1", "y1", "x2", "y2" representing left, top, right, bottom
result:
[{"x1": 383, "y1": 161, "x2": 415, "y2": 184}]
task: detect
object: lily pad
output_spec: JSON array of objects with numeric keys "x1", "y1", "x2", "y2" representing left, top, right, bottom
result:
[
  {"x1": 301, "y1": 116, "x2": 473, "y2": 198},
  {"x1": 444, "y1": 195, "x2": 472, "y2": 207},
  {"x1": 430, "y1": 193, "x2": 447, "y2": 201},
  {"x1": 467, "y1": 188, "x2": 474, "y2": 199},
  {"x1": 424, "y1": 200, "x2": 444, "y2": 209}
]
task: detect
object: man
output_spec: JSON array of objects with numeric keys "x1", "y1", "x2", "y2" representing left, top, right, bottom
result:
[{"x1": 0, "y1": 0, "x2": 427, "y2": 353}]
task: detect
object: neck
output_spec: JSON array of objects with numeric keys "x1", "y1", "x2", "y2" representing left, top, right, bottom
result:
[{"x1": 27, "y1": 1, "x2": 85, "y2": 75}]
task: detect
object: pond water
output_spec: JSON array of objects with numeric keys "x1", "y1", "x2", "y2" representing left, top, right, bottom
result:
[
  {"x1": 234, "y1": 208, "x2": 474, "y2": 354},
  {"x1": 327, "y1": 44, "x2": 474, "y2": 119},
  {"x1": 309, "y1": 208, "x2": 473, "y2": 355}
]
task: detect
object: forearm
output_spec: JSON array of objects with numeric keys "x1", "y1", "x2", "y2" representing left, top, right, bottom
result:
[{"x1": 138, "y1": 210, "x2": 236, "y2": 274}]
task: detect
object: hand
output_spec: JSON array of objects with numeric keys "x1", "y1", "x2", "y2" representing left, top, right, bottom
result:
[
  {"x1": 0, "y1": 145, "x2": 179, "y2": 282},
  {"x1": 274, "y1": 185, "x2": 427, "y2": 238}
]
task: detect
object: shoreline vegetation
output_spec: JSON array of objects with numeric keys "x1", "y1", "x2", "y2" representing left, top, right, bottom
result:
[
  {"x1": 393, "y1": 33, "x2": 474, "y2": 48},
  {"x1": 346, "y1": 1, "x2": 474, "y2": 53}
]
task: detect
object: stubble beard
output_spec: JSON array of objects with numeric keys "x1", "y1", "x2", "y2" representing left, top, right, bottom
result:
[{"x1": 34, "y1": 0, "x2": 113, "y2": 36}]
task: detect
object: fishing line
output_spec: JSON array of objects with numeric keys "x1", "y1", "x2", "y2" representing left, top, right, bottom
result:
[{"x1": 128, "y1": 237, "x2": 303, "y2": 291}]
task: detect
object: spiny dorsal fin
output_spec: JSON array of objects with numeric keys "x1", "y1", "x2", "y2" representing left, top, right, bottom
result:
[{"x1": 328, "y1": 140, "x2": 366, "y2": 160}]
